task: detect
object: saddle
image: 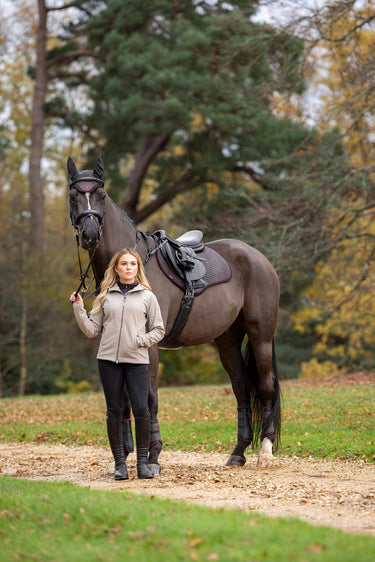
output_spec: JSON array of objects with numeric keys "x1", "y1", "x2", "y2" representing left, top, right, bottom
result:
[
  {"x1": 154, "y1": 229, "x2": 206, "y2": 294},
  {"x1": 153, "y1": 229, "x2": 232, "y2": 347}
]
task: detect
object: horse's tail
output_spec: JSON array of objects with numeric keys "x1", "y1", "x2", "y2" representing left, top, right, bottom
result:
[{"x1": 245, "y1": 338, "x2": 281, "y2": 451}]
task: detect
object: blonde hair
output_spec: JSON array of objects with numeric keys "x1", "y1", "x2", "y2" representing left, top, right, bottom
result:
[{"x1": 91, "y1": 248, "x2": 151, "y2": 313}]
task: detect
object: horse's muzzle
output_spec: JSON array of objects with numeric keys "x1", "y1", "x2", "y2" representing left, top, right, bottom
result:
[{"x1": 79, "y1": 213, "x2": 102, "y2": 249}]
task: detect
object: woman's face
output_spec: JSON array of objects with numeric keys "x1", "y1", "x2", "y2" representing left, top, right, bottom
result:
[{"x1": 115, "y1": 253, "x2": 138, "y2": 284}]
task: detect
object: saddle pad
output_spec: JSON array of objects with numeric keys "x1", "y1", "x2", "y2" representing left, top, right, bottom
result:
[{"x1": 156, "y1": 244, "x2": 232, "y2": 296}]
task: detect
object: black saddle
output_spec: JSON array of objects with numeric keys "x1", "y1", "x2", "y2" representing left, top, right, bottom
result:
[
  {"x1": 154, "y1": 229, "x2": 207, "y2": 291},
  {"x1": 153, "y1": 229, "x2": 232, "y2": 348}
]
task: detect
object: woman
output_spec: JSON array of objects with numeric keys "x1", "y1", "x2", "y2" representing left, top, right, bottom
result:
[{"x1": 70, "y1": 248, "x2": 165, "y2": 480}]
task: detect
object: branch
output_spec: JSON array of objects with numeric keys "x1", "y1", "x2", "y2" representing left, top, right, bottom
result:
[
  {"x1": 232, "y1": 164, "x2": 275, "y2": 191},
  {"x1": 133, "y1": 172, "x2": 194, "y2": 224},
  {"x1": 326, "y1": 244, "x2": 375, "y2": 318},
  {"x1": 46, "y1": 2, "x2": 95, "y2": 17},
  {"x1": 47, "y1": 48, "x2": 98, "y2": 68}
]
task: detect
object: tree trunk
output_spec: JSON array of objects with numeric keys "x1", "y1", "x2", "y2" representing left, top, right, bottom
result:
[
  {"x1": 120, "y1": 133, "x2": 171, "y2": 218},
  {"x1": 19, "y1": 289, "x2": 28, "y2": 397},
  {"x1": 28, "y1": 0, "x2": 48, "y2": 252}
]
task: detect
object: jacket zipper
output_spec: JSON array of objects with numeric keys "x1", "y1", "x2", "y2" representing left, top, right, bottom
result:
[{"x1": 115, "y1": 295, "x2": 126, "y2": 363}]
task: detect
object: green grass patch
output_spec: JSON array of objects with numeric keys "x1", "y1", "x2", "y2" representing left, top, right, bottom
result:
[
  {"x1": 1, "y1": 476, "x2": 374, "y2": 561},
  {"x1": 0, "y1": 383, "x2": 374, "y2": 461}
]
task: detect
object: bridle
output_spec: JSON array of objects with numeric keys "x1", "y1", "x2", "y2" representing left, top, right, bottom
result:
[
  {"x1": 69, "y1": 178, "x2": 106, "y2": 229},
  {"x1": 69, "y1": 176, "x2": 159, "y2": 298},
  {"x1": 69, "y1": 178, "x2": 106, "y2": 299}
]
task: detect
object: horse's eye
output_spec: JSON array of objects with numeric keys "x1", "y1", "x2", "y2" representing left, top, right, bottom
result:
[
  {"x1": 97, "y1": 187, "x2": 106, "y2": 199},
  {"x1": 69, "y1": 189, "x2": 78, "y2": 201}
]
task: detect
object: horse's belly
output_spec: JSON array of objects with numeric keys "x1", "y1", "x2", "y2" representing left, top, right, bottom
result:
[{"x1": 173, "y1": 290, "x2": 240, "y2": 345}]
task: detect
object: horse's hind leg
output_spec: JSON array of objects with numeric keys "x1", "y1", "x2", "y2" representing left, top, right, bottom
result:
[
  {"x1": 250, "y1": 339, "x2": 281, "y2": 467},
  {"x1": 215, "y1": 325, "x2": 253, "y2": 467}
]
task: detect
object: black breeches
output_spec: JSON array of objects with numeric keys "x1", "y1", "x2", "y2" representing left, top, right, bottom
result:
[{"x1": 98, "y1": 359, "x2": 149, "y2": 420}]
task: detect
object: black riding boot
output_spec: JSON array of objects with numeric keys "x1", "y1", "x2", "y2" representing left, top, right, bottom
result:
[
  {"x1": 123, "y1": 418, "x2": 134, "y2": 457},
  {"x1": 106, "y1": 413, "x2": 128, "y2": 480},
  {"x1": 135, "y1": 415, "x2": 154, "y2": 479}
]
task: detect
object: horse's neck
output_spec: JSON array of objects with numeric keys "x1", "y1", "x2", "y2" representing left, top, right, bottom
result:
[
  {"x1": 103, "y1": 196, "x2": 139, "y2": 251},
  {"x1": 91, "y1": 195, "x2": 155, "y2": 286}
]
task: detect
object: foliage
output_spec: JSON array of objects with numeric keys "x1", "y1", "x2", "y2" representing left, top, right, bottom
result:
[
  {"x1": 158, "y1": 345, "x2": 227, "y2": 386},
  {"x1": 2, "y1": 477, "x2": 374, "y2": 562},
  {"x1": 299, "y1": 359, "x2": 343, "y2": 380},
  {"x1": 80, "y1": 0, "x2": 310, "y2": 217},
  {"x1": 1, "y1": 383, "x2": 374, "y2": 462},
  {"x1": 292, "y1": 198, "x2": 375, "y2": 373},
  {"x1": 316, "y1": 0, "x2": 375, "y2": 169}
]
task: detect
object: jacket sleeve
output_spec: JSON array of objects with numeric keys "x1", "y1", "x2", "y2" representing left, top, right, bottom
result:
[
  {"x1": 73, "y1": 300, "x2": 103, "y2": 339},
  {"x1": 136, "y1": 292, "x2": 165, "y2": 348}
]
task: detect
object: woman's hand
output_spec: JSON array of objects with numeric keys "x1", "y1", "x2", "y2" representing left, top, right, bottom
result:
[{"x1": 70, "y1": 292, "x2": 83, "y2": 305}]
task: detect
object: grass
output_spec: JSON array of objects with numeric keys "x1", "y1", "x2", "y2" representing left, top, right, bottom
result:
[
  {"x1": 1, "y1": 382, "x2": 375, "y2": 560},
  {"x1": 0, "y1": 383, "x2": 374, "y2": 462},
  {"x1": 1, "y1": 476, "x2": 375, "y2": 562}
]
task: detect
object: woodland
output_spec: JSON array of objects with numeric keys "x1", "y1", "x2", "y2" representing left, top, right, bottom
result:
[{"x1": 1, "y1": 0, "x2": 375, "y2": 397}]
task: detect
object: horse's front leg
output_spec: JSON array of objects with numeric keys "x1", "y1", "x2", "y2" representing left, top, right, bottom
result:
[
  {"x1": 147, "y1": 344, "x2": 162, "y2": 474},
  {"x1": 215, "y1": 329, "x2": 253, "y2": 466},
  {"x1": 122, "y1": 385, "x2": 134, "y2": 461},
  {"x1": 226, "y1": 405, "x2": 253, "y2": 466}
]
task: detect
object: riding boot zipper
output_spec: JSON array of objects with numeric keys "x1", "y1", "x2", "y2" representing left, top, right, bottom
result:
[{"x1": 115, "y1": 295, "x2": 126, "y2": 363}]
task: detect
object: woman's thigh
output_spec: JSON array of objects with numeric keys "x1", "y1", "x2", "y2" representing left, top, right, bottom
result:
[
  {"x1": 122, "y1": 364, "x2": 149, "y2": 418},
  {"x1": 98, "y1": 360, "x2": 124, "y2": 417}
]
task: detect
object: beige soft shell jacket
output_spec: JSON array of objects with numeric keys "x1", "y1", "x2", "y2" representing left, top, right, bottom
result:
[{"x1": 73, "y1": 284, "x2": 165, "y2": 364}]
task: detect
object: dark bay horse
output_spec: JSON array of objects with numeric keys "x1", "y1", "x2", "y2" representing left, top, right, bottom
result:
[{"x1": 68, "y1": 157, "x2": 281, "y2": 471}]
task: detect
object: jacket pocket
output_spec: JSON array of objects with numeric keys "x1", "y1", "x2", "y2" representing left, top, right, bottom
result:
[{"x1": 136, "y1": 334, "x2": 146, "y2": 348}]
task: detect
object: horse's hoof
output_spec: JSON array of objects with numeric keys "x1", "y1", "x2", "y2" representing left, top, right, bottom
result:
[
  {"x1": 147, "y1": 463, "x2": 161, "y2": 475},
  {"x1": 257, "y1": 454, "x2": 273, "y2": 468},
  {"x1": 226, "y1": 454, "x2": 246, "y2": 467}
]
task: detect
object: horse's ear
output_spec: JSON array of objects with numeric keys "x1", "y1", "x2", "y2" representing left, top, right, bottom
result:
[
  {"x1": 67, "y1": 156, "x2": 78, "y2": 180},
  {"x1": 93, "y1": 157, "x2": 104, "y2": 179}
]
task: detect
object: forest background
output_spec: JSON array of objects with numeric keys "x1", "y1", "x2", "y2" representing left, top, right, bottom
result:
[{"x1": 1, "y1": 0, "x2": 375, "y2": 397}]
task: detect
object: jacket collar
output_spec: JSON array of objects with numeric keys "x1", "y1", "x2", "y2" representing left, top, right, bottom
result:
[{"x1": 109, "y1": 283, "x2": 146, "y2": 294}]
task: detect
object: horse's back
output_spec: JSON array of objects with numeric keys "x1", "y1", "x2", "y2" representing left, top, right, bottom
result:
[{"x1": 207, "y1": 238, "x2": 279, "y2": 291}]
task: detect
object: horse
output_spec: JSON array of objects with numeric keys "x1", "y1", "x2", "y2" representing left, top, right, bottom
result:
[{"x1": 68, "y1": 156, "x2": 281, "y2": 473}]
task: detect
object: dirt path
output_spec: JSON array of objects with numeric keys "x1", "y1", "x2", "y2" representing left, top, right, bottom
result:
[{"x1": 1, "y1": 442, "x2": 374, "y2": 537}]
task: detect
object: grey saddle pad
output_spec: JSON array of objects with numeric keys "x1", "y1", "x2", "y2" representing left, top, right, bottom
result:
[{"x1": 156, "y1": 244, "x2": 232, "y2": 296}]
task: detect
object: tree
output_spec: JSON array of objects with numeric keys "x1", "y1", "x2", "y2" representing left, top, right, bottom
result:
[
  {"x1": 29, "y1": 0, "x2": 48, "y2": 252},
  {"x1": 282, "y1": 1, "x2": 375, "y2": 374},
  {"x1": 292, "y1": 196, "x2": 375, "y2": 374},
  {"x1": 315, "y1": 0, "x2": 375, "y2": 169},
  {"x1": 27, "y1": 0, "x2": 102, "y2": 252},
  {"x1": 81, "y1": 1, "x2": 310, "y2": 221},
  {"x1": 0, "y1": 2, "x2": 100, "y2": 395}
]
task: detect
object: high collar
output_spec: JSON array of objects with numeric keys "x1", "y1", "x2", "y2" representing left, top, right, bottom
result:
[{"x1": 109, "y1": 283, "x2": 146, "y2": 294}]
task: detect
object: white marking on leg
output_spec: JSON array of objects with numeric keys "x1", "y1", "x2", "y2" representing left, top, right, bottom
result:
[{"x1": 257, "y1": 437, "x2": 274, "y2": 467}]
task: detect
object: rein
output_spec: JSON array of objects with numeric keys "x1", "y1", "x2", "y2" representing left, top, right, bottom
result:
[
  {"x1": 70, "y1": 181, "x2": 106, "y2": 301},
  {"x1": 73, "y1": 234, "x2": 99, "y2": 300}
]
